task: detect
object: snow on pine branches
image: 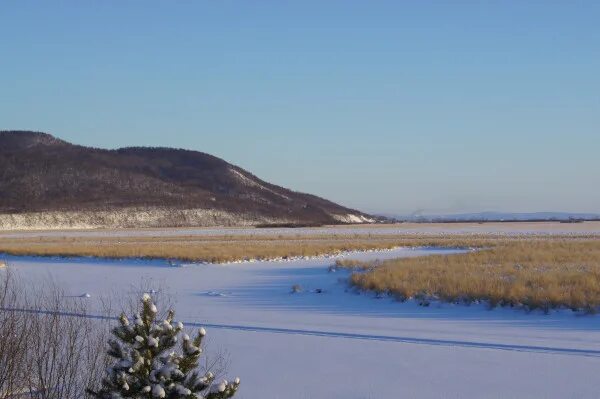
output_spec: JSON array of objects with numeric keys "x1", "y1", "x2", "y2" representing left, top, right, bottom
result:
[{"x1": 88, "y1": 293, "x2": 240, "y2": 398}]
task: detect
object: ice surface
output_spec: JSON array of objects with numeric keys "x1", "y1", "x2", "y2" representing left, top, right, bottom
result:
[{"x1": 3, "y1": 247, "x2": 600, "y2": 398}]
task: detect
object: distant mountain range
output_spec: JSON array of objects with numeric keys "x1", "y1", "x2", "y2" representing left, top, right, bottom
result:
[
  {"x1": 0, "y1": 131, "x2": 373, "y2": 229},
  {"x1": 395, "y1": 211, "x2": 600, "y2": 222}
]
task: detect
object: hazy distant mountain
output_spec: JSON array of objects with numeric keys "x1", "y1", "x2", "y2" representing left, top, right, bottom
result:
[
  {"x1": 396, "y1": 211, "x2": 600, "y2": 222},
  {"x1": 0, "y1": 131, "x2": 373, "y2": 229}
]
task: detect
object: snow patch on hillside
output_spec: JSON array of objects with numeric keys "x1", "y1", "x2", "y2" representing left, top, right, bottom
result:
[
  {"x1": 332, "y1": 213, "x2": 374, "y2": 224},
  {"x1": 229, "y1": 168, "x2": 291, "y2": 200},
  {"x1": 0, "y1": 208, "x2": 289, "y2": 230}
]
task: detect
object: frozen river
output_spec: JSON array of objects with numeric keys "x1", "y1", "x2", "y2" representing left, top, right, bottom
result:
[{"x1": 3, "y1": 246, "x2": 600, "y2": 398}]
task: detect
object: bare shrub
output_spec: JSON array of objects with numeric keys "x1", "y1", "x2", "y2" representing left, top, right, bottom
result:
[
  {"x1": 23, "y1": 282, "x2": 109, "y2": 399},
  {"x1": 0, "y1": 270, "x2": 30, "y2": 399},
  {"x1": 0, "y1": 272, "x2": 110, "y2": 399}
]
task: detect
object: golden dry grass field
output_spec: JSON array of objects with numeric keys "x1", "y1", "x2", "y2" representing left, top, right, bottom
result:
[
  {"x1": 349, "y1": 238, "x2": 600, "y2": 312},
  {"x1": 0, "y1": 233, "x2": 495, "y2": 263}
]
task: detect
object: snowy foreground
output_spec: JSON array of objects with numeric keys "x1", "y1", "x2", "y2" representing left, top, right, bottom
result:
[{"x1": 4, "y1": 247, "x2": 600, "y2": 399}]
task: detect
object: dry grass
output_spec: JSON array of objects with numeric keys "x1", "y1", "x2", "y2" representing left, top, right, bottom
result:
[
  {"x1": 350, "y1": 239, "x2": 600, "y2": 312},
  {"x1": 335, "y1": 259, "x2": 368, "y2": 269},
  {"x1": 334, "y1": 259, "x2": 380, "y2": 270},
  {"x1": 0, "y1": 233, "x2": 595, "y2": 264},
  {"x1": 0, "y1": 233, "x2": 513, "y2": 263},
  {"x1": 0, "y1": 234, "x2": 414, "y2": 263}
]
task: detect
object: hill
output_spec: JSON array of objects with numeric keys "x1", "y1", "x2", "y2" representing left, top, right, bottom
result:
[{"x1": 0, "y1": 131, "x2": 372, "y2": 229}]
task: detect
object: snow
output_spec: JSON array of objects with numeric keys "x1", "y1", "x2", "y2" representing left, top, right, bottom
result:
[
  {"x1": 2, "y1": 221, "x2": 599, "y2": 239},
  {"x1": 0, "y1": 207, "x2": 284, "y2": 231},
  {"x1": 3, "y1": 247, "x2": 600, "y2": 398},
  {"x1": 152, "y1": 384, "x2": 165, "y2": 398},
  {"x1": 331, "y1": 213, "x2": 375, "y2": 224},
  {"x1": 228, "y1": 168, "x2": 291, "y2": 201}
]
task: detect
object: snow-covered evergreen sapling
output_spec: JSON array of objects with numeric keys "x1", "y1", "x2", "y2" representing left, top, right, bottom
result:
[{"x1": 89, "y1": 293, "x2": 240, "y2": 398}]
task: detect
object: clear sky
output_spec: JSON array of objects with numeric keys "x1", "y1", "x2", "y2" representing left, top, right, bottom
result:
[{"x1": 1, "y1": 1, "x2": 599, "y2": 215}]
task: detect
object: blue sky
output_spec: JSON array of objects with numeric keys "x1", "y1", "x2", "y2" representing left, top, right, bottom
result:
[{"x1": 1, "y1": 1, "x2": 599, "y2": 215}]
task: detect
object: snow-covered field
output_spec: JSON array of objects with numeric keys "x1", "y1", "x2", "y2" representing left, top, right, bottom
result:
[
  {"x1": 2, "y1": 221, "x2": 600, "y2": 239},
  {"x1": 3, "y1": 247, "x2": 600, "y2": 398}
]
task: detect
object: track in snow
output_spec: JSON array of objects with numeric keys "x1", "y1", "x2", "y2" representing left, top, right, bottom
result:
[{"x1": 3, "y1": 307, "x2": 600, "y2": 358}]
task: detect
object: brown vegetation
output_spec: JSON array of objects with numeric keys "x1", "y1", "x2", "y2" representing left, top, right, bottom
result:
[
  {"x1": 0, "y1": 236, "x2": 400, "y2": 263},
  {"x1": 334, "y1": 259, "x2": 377, "y2": 270},
  {"x1": 0, "y1": 233, "x2": 494, "y2": 263},
  {"x1": 0, "y1": 233, "x2": 596, "y2": 264},
  {"x1": 349, "y1": 239, "x2": 600, "y2": 312}
]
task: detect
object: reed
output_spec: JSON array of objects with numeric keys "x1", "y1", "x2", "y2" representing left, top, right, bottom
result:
[{"x1": 349, "y1": 239, "x2": 600, "y2": 312}]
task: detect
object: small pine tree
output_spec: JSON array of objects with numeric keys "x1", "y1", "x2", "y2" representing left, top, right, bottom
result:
[{"x1": 89, "y1": 294, "x2": 240, "y2": 398}]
